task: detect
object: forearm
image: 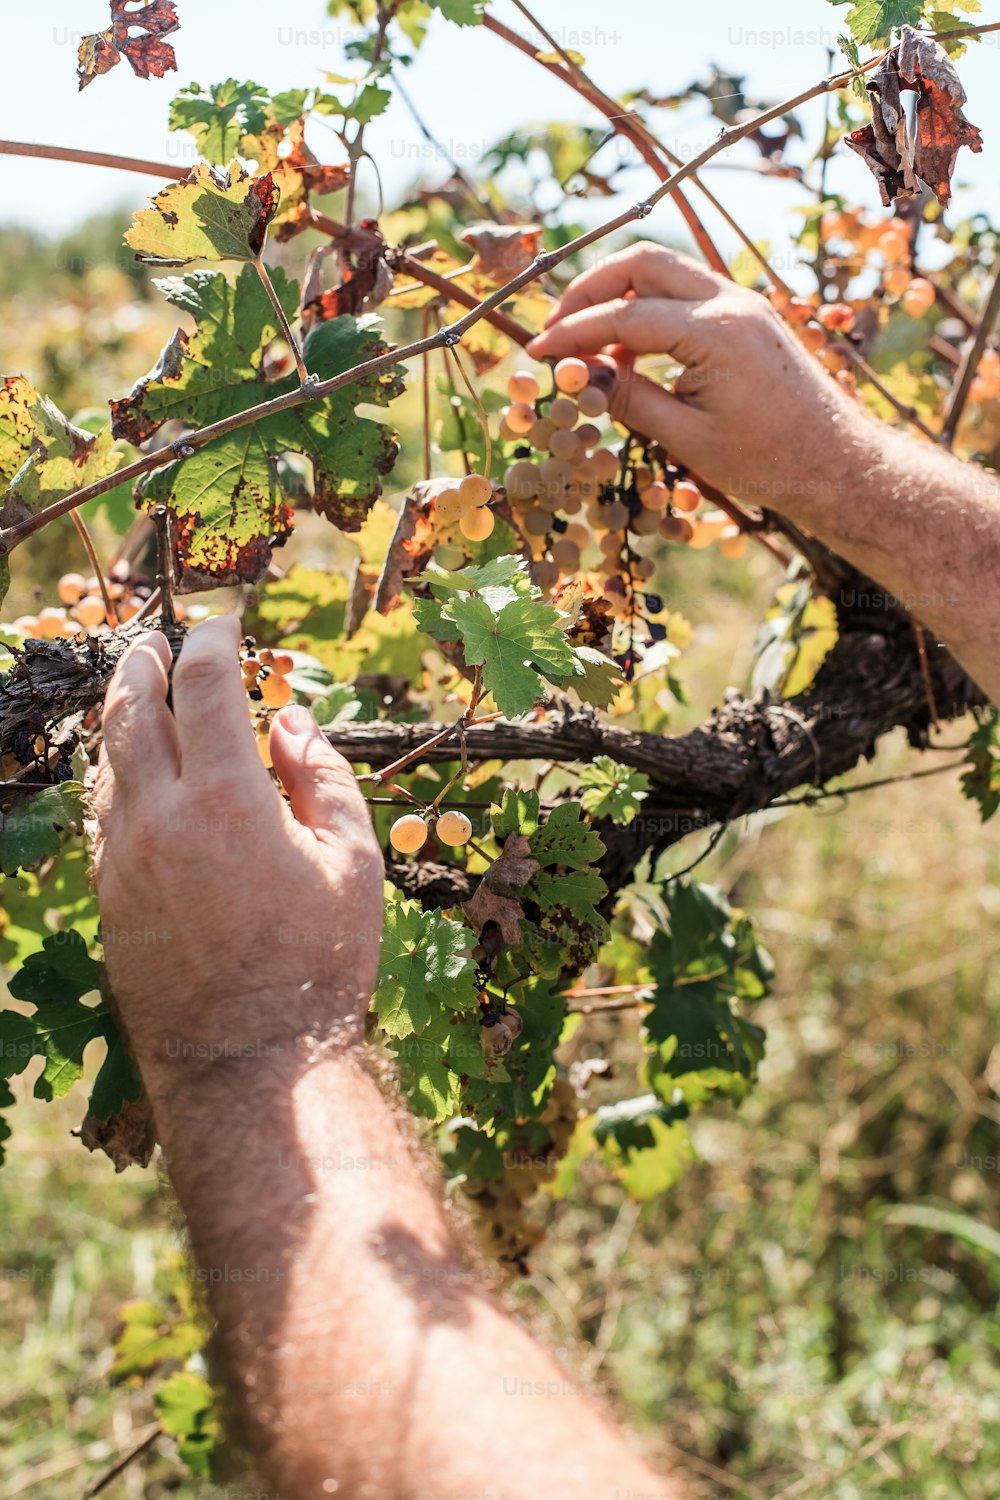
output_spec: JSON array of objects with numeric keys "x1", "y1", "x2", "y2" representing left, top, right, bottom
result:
[
  {"x1": 772, "y1": 408, "x2": 1000, "y2": 702},
  {"x1": 148, "y1": 1041, "x2": 677, "y2": 1500}
]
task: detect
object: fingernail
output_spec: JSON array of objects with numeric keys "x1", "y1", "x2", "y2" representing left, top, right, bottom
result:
[{"x1": 276, "y1": 704, "x2": 320, "y2": 738}]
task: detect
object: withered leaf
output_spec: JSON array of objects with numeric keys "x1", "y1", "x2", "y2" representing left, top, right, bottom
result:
[
  {"x1": 461, "y1": 224, "x2": 542, "y2": 278},
  {"x1": 125, "y1": 162, "x2": 279, "y2": 267},
  {"x1": 78, "y1": 0, "x2": 180, "y2": 92},
  {"x1": 463, "y1": 832, "x2": 541, "y2": 947},
  {"x1": 79, "y1": 1096, "x2": 157, "y2": 1172},
  {"x1": 845, "y1": 25, "x2": 982, "y2": 207}
]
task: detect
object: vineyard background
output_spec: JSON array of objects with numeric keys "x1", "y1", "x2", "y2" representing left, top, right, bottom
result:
[{"x1": 2, "y1": 3, "x2": 1000, "y2": 1497}]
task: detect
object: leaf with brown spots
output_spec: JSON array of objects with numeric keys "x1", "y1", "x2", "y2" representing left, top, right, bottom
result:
[
  {"x1": 111, "y1": 267, "x2": 403, "y2": 587},
  {"x1": 78, "y1": 0, "x2": 180, "y2": 91},
  {"x1": 125, "y1": 161, "x2": 279, "y2": 267},
  {"x1": 845, "y1": 26, "x2": 982, "y2": 207},
  {"x1": 0, "y1": 381, "x2": 122, "y2": 530},
  {"x1": 463, "y1": 833, "x2": 541, "y2": 947}
]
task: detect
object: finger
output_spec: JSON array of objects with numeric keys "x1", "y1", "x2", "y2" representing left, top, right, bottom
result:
[
  {"x1": 607, "y1": 368, "x2": 706, "y2": 463},
  {"x1": 269, "y1": 705, "x2": 374, "y2": 845},
  {"x1": 102, "y1": 631, "x2": 179, "y2": 795},
  {"x1": 545, "y1": 242, "x2": 724, "y2": 326},
  {"x1": 527, "y1": 298, "x2": 704, "y2": 365},
  {"x1": 171, "y1": 614, "x2": 265, "y2": 786}
]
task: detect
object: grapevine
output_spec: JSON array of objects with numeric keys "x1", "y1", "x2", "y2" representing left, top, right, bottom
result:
[{"x1": 1, "y1": 0, "x2": 1000, "y2": 1484}]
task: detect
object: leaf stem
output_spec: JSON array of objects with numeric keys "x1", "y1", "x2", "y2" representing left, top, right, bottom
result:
[
  {"x1": 253, "y1": 258, "x2": 308, "y2": 385},
  {"x1": 70, "y1": 512, "x2": 118, "y2": 627}
]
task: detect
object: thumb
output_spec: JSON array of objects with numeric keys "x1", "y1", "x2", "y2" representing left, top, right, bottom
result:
[{"x1": 269, "y1": 704, "x2": 368, "y2": 839}]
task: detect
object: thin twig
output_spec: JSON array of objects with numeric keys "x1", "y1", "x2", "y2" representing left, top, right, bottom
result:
[
  {"x1": 82, "y1": 1423, "x2": 162, "y2": 1498},
  {"x1": 253, "y1": 258, "x2": 308, "y2": 384},
  {"x1": 152, "y1": 508, "x2": 176, "y2": 629},
  {"x1": 70, "y1": 511, "x2": 118, "y2": 627},
  {"x1": 939, "y1": 253, "x2": 1000, "y2": 447}
]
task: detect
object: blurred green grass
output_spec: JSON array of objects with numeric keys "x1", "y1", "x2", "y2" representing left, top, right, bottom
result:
[{"x1": 2, "y1": 221, "x2": 1000, "y2": 1499}]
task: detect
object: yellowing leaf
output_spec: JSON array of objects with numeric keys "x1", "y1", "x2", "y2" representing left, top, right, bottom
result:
[{"x1": 125, "y1": 162, "x2": 280, "y2": 267}]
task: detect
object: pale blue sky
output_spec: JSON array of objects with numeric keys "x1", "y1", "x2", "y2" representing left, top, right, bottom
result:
[{"x1": 1, "y1": 0, "x2": 997, "y2": 279}]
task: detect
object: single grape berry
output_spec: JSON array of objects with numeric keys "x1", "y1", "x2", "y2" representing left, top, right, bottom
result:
[
  {"x1": 389, "y1": 815, "x2": 429, "y2": 854},
  {"x1": 260, "y1": 673, "x2": 293, "y2": 710},
  {"x1": 459, "y1": 473, "x2": 493, "y2": 510},
  {"x1": 460, "y1": 506, "x2": 495, "y2": 541},
  {"x1": 436, "y1": 487, "x2": 463, "y2": 523},
  {"x1": 75, "y1": 596, "x2": 107, "y2": 628},
  {"x1": 554, "y1": 357, "x2": 590, "y2": 394},
  {"x1": 901, "y1": 278, "x2": 935, "y2": 318},
  {"x1": 57, "y1": 573, "x2": 86, "y2": 606},
  {"x1": 507, "y1": 370, "x2": 540, "y2": 404},
  {"x1": 436, "y1": 810, "x2": 473, "y2": 846},
  {"x1": 549, "y1": 396, "x2": 578, "y2": 429},
  {"x1": 577, "y1": 384, "x2": 608, "y2": 417},
  {"x1": 38, "y1": 607, "x2": 69, "y2": 639}
]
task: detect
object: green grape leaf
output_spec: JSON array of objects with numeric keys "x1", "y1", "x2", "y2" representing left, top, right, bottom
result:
[
  {"x1": 830, "y1": 0, "x2": 925, "y2": 45},
  {"x1": 644, "y1": 879, "x2": 772, "y2": 1083},
  {"x1": 429, "y1": 0, "x2": 485, "y2": 22},
  {"x1": 0, "y1": 1078, "x2": 13, "y2": 1166},
  {"x1": 561, "y1": 644, "x2": 624, "y2": 709},
  {"x1": 0, "y1": 386, "x2": 122, "y2": 530},
  {"x1": 599, "y1": 1111, "x2": 694, "y2": 1199},
  {"x1": 0, "y1": 784, "x2": 86, "y2": 877},
  {"x1": 111, "y1": 269, "x2": 403, "y2": 582},
  {"x1": 579, "y1": 756, "x2": 650, "y2": 826},
  {"x1": 530, "y1": 866, "x2": 607, "y2": 927},
  {"x1": 169, "y1": 79, "x2": 271, "y2": 162},
  {"x1": 0, "y1": 846, "x2": 100, "y2": 968},
  {"x1": 394, "y1": 1031, "x2": 461, "y2": 1121},
  {"x1": 0, "y1": 376, "x2": 40, "y2": 486},
  {"x1": 350, "y1": 83, "x2": 392, "y2": 123},
  {"x1": 112, "y1": 1297, "x2": 205, "y2": 1380},
  {"x1": 420, "y1": 554, "x2": 530, "y2": 598},
  {"x1": 492, "y1": 788, "x2": 540, "y2": 841},
  {"x1": 1, "y1": 933, "x2": 107, "y2": 1101},
  {"x1": 961, "y1": 714, "x2": 1000, "y2": 821},
  {"x1": 125, "y1": 162, "x2": 279, "y2": 267},
  {"x1": 156, "y1": 1371, "x2": 220, "y2": 1479},
  {"x1": 373, "y1": 900, "x2": 476, "y2": 1039},
  {"x1": 88, "y1": 1019, "x2": 143, "y2": 1122},
  {"x1": 753, "y1": 578, "x2": 838, "y2": 699},
  {"x1": 444, "y1": 594, "x2": 579, "y2": 717},
  {"x1": 530, "y1": 801, "x2": 605, "y2": 870}
]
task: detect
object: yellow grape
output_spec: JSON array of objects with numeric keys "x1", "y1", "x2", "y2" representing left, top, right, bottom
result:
[
  {"x1": 577, "y1": 384, "x2": 608, "y2": 417},
  {"x1": 660, "y1": 514, "x2": 694, "y2": 543},
  {"x1": 436, "y1": 487, "x2": 464, "y2": 524},
  {"x1": 507, "y1": 370, "x2": 540, "y2": 403},
  {"x1": 460, "y1": 506, "x2": 495, "y2": 541},
  {"x1": 560, "y1": 491, "x2": 583, "y2": 515},
  {"x1": 13, "y1": 615, "x2": 40, "y2": 638},
  {"x1": 390, "y1": 815, "x2": 429, "y2": 854},
  {"x1": 528, "y1": 418, "x2": 554, "y2": 449},
  {"x1": 639, "y1": 481, "x2": 670, "y2": 510},
  {"x1": 602, "y1": 499, "x2": 629, "y2": 530},
  {"x1": 554, "y1": 357, "x2": 590, "y2": 394},
  {"x1": 38, "y1": 607, "x2": 69, "y2": 638},
  {"x1": 436, "y1": 809, "x2": 473, "y2": 846},
  {"x1": 672, "y1": 480, "x2": 702, "y2": 513},
  {"x1": 901, "y1": 278, "x2": 935, "y2": 317},
  {"x1": 631, "y1": 507, "x2": 662, "y2": 536},
  {"x1": 459, "y1": 473, "x2": 493, "y2": 508},
  {"x1": 497, "y1": 418, "x2": 517, "y2": 442},
  {"x1": 272, "y1": 653, "x2": 295, "y2": 677},
  {"x1": 688, "y1": 514, "x2": 729, "y2": 550},
  {"x1": 536, "y1": 559, "x2": 559, "y2": 593},
  {"x1": 565, "y1": 522, "x2": 590, "y2": 548},
  {"x1": 549, "y1": 428, "x2": 581, "y2": 462},
  {"x1": 260, "y1": 673, "x2": 294, "y2": 709},
  {"x1": 256, "y1": 724, "x2": 274, "y2": 769},
  {"x1": 884, "y1": 265, "x2": 911, "y2": 298},
  {"x1": 504, "y1": 460, "x2": 540, "y2": 501},
  {"x1": 548, "y1": 397, "x2": 578, "y2": 429},
  {"x1": 539, "y1": 456, "x2": 572, "y2": 486},
  {"x1": 575, "y1": 422, "x2": 601, "y2": 448},
  {"x1": 57, "y1": 572, "x2": 86, "y2": 606},
  {"x1": 633, "y1": 557, "x2": 655, "y2": 580},
  {"x1": 719, "y1": 527, "x2": 749, "y2": 559},
  {"x1": 798, "y1": 324, "x2": 826, "y2": 355},
  {"x1": 817, "y1": 302, "x2": 855, "y2": 333},
  {"x1": 590, "y1": 447, "x2": 619, "y2": 482},
  {"x1": 551, "y1": 537, "x2": 581, "y2": 571},
  {"x1": 505, "y1": 402, "x2": 537, "y2": 435},
  {"x1": 600, "y1": 530, "x2": 623, "y2": 556},
  {"x1": 524, "y1": 506, "x2": 553, "y2": 536}
]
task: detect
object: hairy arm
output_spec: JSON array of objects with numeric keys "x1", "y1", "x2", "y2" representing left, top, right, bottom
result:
[
  {"x1": 528, "y1": 242, "x2": 1000, "y2": 702},
  {"x1": 94, "y1": 617, "x2": 681, "y2": 1500}
]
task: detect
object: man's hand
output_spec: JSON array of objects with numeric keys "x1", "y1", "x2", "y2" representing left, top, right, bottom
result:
[
  {"x1": 530, "y1": 239, "x2": 1000, "y2": 704},
  {"x1": 92, "y1": 615, "x2": 383, "y2": 1092},
  {"x1": 527, "y1": 240, "x2": 863, "y2": 509}
]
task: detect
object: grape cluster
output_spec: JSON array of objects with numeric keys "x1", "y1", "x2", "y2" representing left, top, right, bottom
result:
[
  {"x1": 389, "y1": 809, "x2": 473, "y2": 854},
  {"x1": 457, "y1": 1077, "x2": 580, "y2": 1272},
  {"x1": 12, "y1": 565, "x2": 173, "y2": 641}
]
